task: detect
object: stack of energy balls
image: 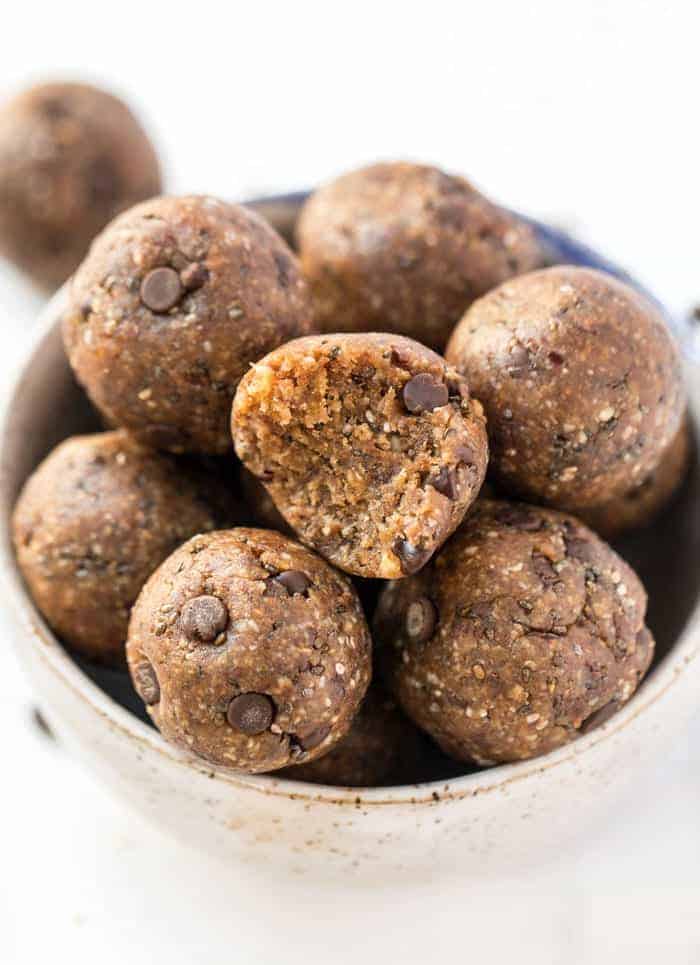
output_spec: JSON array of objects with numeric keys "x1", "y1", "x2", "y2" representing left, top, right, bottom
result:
[{"x1": 5, "y1": 93, "x2": 687, "y2": 787}]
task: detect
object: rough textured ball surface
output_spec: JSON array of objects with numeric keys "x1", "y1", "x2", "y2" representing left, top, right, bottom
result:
[
  {"x1": 12, "y1": 431, "x2": 230, "y2": 664},
  {"x1": 445, "y1": 266, "x2": 685, "y2": 511},
  {"x1": 296, "y1": 161, "x2": 543, "y2": 350},
  {"x1": 579, "y1": 416, "x2": 691, "y2": 539},
  {"x1": 62, "y1": 195, "x2": 313, "y2": 454},
  {"x1": 126, "y1": 528, "x2": 372, "y2": 773},
  {"x1": 375, "y1": 500, "x2": 654, "y2": 765},
  {"x1": 0, "y1": 82, "x2": 161, "y2": 289},
  {"x1": 284, "y1": 684, "x2": 425, "y2": 787},
  {"x1": 232, "y1": 333, "x2": 488, "y2": 579}
]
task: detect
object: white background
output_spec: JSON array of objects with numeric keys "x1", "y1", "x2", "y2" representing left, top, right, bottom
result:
[{"x1": 1, "y1": 2, "x2": 700, "y2": 962}]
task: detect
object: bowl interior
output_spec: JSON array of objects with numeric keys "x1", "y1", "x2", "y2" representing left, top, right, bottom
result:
[{"x1": 2, "y1": 199, "x2": 700, "y2": 791}]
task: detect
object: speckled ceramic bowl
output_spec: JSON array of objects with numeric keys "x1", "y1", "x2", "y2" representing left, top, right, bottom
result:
[{"x1": 2, "y1": 195, "x2": 700, "y2": 881}]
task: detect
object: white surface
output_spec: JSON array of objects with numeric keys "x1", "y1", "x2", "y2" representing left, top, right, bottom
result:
[{"x1": 1, "y1": 1, "x2": 699, "y2": 961}]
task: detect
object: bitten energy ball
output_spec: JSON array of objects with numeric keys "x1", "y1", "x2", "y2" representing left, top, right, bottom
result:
[
  {"x1": 0, "y1": 82, "x2": 161, "y2": 289},
  {"x1": 375, "y1": 500, "x2": 654, "y2": 765},
  {"x1": 63, "y1": 195, "x2": 313, "y2": 454},
  {"x1": 446, "y1": 266, "x2": 685, "y2": 511},
  {"x1": 579, "y1": 416, "x2": 691, "y2": 539},
  {"x1": 232, "y1": 333, "x2": 488, "y2": 579},
  {"x1": 297, "y1": 161, "x2": 543, "y2": 350},
  {"x1": 126, "y1": 528, "x2": 372, "y2": 773},
  {"x1": 284, "y1": 684, "x2": 424, "y2": 787},
  {"x1": 12, "y1": 431, "x2": 230, "y2": 664}
]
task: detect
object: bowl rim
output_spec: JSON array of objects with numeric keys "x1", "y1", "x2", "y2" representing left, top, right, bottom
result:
[{"x1": 2, "y1": 232, "x2": 700, "y2": 809}]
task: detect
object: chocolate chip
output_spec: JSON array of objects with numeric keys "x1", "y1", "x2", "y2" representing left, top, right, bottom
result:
[
  {"x1": 393, "y1": 538, "x2": 433, "y2": 575},
  {"x1": 390, "y1": 347, "x2": 412, "y2": 368},
  {"x1": 227, "y1": 693, "x2": 275, "y2": 734},
  {"x1": 507, "y1": 344, "x2": 530, "y2": 377},
  {"x1": 428, "y1": 467, "x2": 458, "y2": 500},
  {"x1": 299, "y1": 723, "x2": 331, "y2": 751},
  {"x1": 180, "y1": 262, "x2": 209, "y2": 290},
  {"x1": 580, "y1": 701, "x2": 620, "y2": 734},
  {"x1": 548, "y1": 351, "x2": 565, "y2": 366},
  {"x1": 181, "y1": 595, "x2": 228, "y2": 642},
  {"x1": 274, "y1": 251, "x2": 292, "y2": 288},
  {"x1": 140, "y1": 267, "x2": 183, "y2": 312},
  {"x1": 466, "y1": 602, "x2": 493, "y2": 623},
  {"x1": 402, "y1": 374, "x2": 449, "y2": 414},
  {"x1": 274, "y1": 570, "x2": 311, "y2": 596},
  {"x1": 495, "y1": 505, "x2": 542, "y2": 531},
  {"x1": 133, "y1": 661, "x2": 160, "y2": 705},
  {"x1": 532, "y1": 553, "x2": 559, "y2": 584},
  {"x1": 565, "y1": 536, "x2": 597, "y2": 564},
  {"x1": 454, "y1": 443, "x2": 476, "y2": 468},
  {"x1": 405, "y1": 597, "x2": 437, "y2": 643}
]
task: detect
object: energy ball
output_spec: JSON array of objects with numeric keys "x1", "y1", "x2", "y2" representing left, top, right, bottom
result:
[
  {"x1": 579, "y1": 416, "x2": 691, "y2": 539},
  {"x1": 62, "y1": 195, "x2": 313, "y2": 454},
  {"x1": 446, "y1": 266, "x2": 685, "y2": 511},
  {"x1": 375, "y1": 500, "x2": 654, "y2": 765},
  {"x1": 12, "y1": 430, "x2": 231, "y2": 664},
  {"x1": 0, "y1": 82, "x2": 161, "y2": 289},
  {"x1": 283, "y1": 684, "x2": 425, "y2": 787},
  {"x1": 126, "y1": 528, "x2": 372, "y2": 773},
  {"x1": 296, "y1": 161, "x2": 543, "y2": 351},
  {"x1": 231, "y1": 333, "x2": 489, "y2": 579}
]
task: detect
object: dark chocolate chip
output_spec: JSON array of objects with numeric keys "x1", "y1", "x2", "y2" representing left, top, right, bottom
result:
[
  {"x1": 580, "y1": 701, "x2": 620, "y2": 734},
  {"x1": 227, "y1": 693, "x2": 275, "y2": 735},
  {"x1": 390, "y1": 346, "x2": 412, "y2": 368},
  {"x1": 180, "y1": 262, "x2": 209, "y2": 290},
  {"x1": 564, "y1": 536, "x2": 597, "y2": 564},
  {"x1": 532, "y1": 553, "x2": 559, "y2": 584},
  {"x1": 428, "y1": 466, "x2": 458, "y2": 500},
  {"x1": 273, "y1": 250, "x2": 292, "y2": 288},
  {"x1": 466, "y1": 602, "x2": 493, "y2": 622},
  {"x1": 140, "y1": 267, "x2": 183, "y2": 312},
  {"x1": 133, "y1": 661, "x2": 160, "y2": 705},
  {"x1": 405, "y1": 597, "x2": 437, "y2": 643},
  {"x1": 495, "y1": 505, "x2": 542, "y2": 531},
  {"x1": 274, "y1": 570, "x2": 311, "y2": 596},
  {"x1": 506, "y1": 344, "x2": 531, "y2": 378},
  {"x1": 402, "y1": 374, "x2": 449, "y2": 414},
  {"x1": 299, "y1": 723, "x2": 331, "y2": 751},
  {"x1": 181, "y1": 595, "x2": 228, "y2": 642},
  {"x1": 454, "y1": 443, "x2": 476, "y2": 468},
  {"x1": 548, "y1": 351, "x2": 565, "y2": 366},
  {"x1": 393, "y1": 538, "x2": 433, "y2": 575}
]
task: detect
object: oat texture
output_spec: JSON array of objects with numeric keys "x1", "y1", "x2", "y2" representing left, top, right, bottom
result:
[
  {"x1": 126, "y1": 528, "x2": 372, "y2": 773},
  {"x1": 446, "y1": 266, "x2": 685, "y2": 510},
  {"x1": 12, "y1": 430, "x2": 232, "y2": 663},
  {"x1": 296, "y1": 161, "x2": 543, "y2": 350},
  {"x1": 579, "y1": 415, "x2": 691, "y2": 539},
  {"x1": 375, "y1": 499, "x2": 654, "y2": 765},
  {"x1": 0, "y1": 82, "x2": 161, "y2": 289},
  {"x1": 62, "y1": 195, "x2": 313, "y2": 454},
  {"x1": 283, "y1": 683, "x2": 426, "y2": 787},
  {"x1": 231, "y1": 333, "x2": 488, "y2": 579}
]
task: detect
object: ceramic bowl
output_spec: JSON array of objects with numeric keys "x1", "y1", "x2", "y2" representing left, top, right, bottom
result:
[{"x1": 2, "y1": 195, "x2": 700, "y2": 881}]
